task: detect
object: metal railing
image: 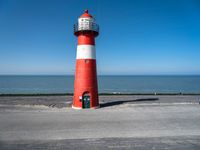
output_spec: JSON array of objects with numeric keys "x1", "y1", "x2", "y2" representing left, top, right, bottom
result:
[{"x1": 74, "y1": 22, "x2": 99, "y2": 33}]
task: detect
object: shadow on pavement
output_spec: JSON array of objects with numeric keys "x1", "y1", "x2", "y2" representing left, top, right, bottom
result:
[{"x1": 100, "y1": 98, "x2": 159, "y2": 108}]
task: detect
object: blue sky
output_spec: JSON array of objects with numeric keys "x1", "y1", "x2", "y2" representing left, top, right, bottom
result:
[{"x1": 0, "y1": 0, "x2": 200, "y2": 75}]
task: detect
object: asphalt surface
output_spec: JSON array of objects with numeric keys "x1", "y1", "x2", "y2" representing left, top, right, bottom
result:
[
  {"x1": 1, "y1": 136, "x2": 200, "y2": 150},
  {"x1": 0, "y1": 95, "x2": 200, "y2": 149}
]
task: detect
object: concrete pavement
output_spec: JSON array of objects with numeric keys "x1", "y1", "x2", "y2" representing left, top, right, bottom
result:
[{"x1": 0, "y1": 95, "x2": 200, "y2": 149}]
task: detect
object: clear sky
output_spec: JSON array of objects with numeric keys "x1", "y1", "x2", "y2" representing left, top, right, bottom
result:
[{"x1": 0, "y1": 0, "x2": 200, "y2": 75}]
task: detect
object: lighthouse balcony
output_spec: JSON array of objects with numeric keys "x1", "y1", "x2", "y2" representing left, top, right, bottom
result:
[{"x1": 74, "y1": 22, "x2": 99, "y2": 36}]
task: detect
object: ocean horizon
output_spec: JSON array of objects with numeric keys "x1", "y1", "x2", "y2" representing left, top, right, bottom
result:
[{"x1": 0, "y1": 75, "x2": 200, "y2": 94}]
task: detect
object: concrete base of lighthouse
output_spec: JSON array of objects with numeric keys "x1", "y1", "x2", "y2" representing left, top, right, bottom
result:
[{"x1": 72, "y1": 105, "x2": 100, "y2": 110}]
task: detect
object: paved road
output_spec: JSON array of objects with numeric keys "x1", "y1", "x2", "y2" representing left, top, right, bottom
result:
[
  {"x1": 0, "y1": 96, "x2": 200, "y2": 149},
  {"x1": 1, "y1": 136, "x2": 200, "y2": 150}
]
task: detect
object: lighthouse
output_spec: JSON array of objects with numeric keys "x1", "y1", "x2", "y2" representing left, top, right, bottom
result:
[{"x1": 72, "y1": 10, "x2": 99, "y2": 109}]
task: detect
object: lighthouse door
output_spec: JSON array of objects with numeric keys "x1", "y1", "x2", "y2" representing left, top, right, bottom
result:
[{"x1": 82, "y1": 93, "x2": 90, "y2": 109}]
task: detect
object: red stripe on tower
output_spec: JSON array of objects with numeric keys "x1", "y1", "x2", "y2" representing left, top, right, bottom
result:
[{"x1": 72, "y1": 10, "x2": 99, "y2": 109}]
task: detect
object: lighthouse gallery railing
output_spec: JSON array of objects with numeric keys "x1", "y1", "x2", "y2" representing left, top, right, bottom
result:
[{"x1": 74, "y1": 22, "x2": 99, "y2": 33}]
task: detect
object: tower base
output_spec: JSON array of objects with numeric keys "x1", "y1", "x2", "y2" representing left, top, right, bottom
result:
[{"x1": 72, "y1": 105, "x2": 100, "y2": 110}]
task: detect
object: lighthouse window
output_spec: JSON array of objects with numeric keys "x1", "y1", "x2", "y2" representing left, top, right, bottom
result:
[{"x1": 85, "y1": 59, "x2": 89, "y2": 64}]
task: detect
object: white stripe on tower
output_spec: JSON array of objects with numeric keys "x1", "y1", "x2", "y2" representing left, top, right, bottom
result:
[{"x1": 76, "y1": 45, "x2": 96, "y2": 59}]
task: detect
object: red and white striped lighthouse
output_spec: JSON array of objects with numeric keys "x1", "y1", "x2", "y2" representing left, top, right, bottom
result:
[{"x1": 72, "y1": 10, "x2": 99, "y2": 109}]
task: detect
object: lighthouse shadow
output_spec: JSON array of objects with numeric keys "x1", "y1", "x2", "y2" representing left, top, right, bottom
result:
[{"x1": 100, "y1": 98, "x2": 159, "y2": 108}]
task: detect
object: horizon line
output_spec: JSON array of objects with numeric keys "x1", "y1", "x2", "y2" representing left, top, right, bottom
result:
[{"x1": 0, "y1": 74, "x2": 200, "y2": 76}]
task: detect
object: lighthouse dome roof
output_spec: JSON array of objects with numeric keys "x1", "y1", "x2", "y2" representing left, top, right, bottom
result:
[{"x1": 80, "y1": 10, "x2": 93, "y2": 18}]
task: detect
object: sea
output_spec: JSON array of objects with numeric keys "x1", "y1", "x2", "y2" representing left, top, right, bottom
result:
[{"x1": 0, "y1": 75, "x2": 200, "y2": 94}]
